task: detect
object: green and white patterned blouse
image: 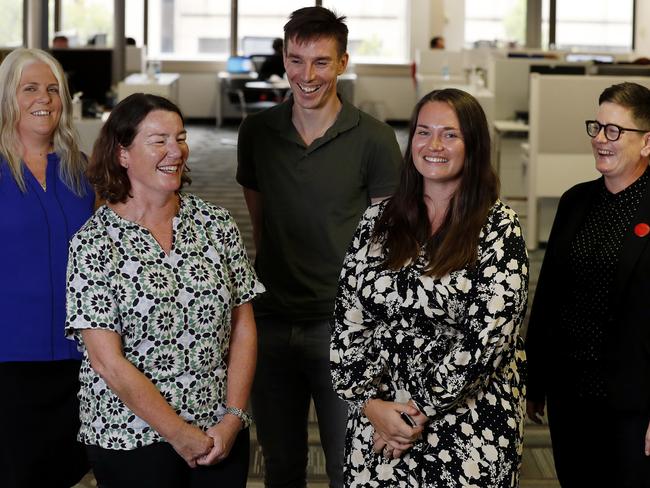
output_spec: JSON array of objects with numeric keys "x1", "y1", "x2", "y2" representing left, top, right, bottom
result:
[{"x1": 65, "y1": 193, "x2": 264, "y2": 450}]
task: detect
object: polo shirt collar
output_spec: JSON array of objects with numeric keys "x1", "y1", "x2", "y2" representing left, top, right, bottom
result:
[{"x1": 267, "y1": 95, "x2": 360, "y2": 152}]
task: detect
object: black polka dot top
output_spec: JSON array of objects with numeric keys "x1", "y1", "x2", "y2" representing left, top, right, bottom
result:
[{"x1": 561, "y1": 169, "x2": 649, "y2": 398}]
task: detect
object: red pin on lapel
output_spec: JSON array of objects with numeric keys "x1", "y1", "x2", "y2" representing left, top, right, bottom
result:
[{"x1": 634, "y1": 223, "x2": 650, "y2": 237}]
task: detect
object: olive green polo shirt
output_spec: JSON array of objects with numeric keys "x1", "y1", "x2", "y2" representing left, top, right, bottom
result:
[{"x1": 237, "y1": 97, "x2": 401, "y2": 320}]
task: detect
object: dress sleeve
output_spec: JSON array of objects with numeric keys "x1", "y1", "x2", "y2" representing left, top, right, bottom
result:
[
  {"x1": 221, "y1": 209, "x2": 265, "y2": 306},
  {"x1": 65, "y1": 226, "x2": 121, "y2": 344},
  {"x1": 331, "y1": 204, "x2": 387, "y2": 412},
  {"x1": 412, "y1": 205, "x2": 529, "y2": 417}
]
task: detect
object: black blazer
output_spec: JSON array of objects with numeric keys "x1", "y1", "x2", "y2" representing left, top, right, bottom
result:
[{"x1": 526, "y1": 174, "x2": 650, "y2": 413}]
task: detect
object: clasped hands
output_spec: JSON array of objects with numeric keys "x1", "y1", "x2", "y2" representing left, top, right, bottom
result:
[
  {"x1": 171, "y1": 416, "x2": 241, "y2": 468},
  {"x1": 364, "y1": 399, "x2": 429, "y2": 460}
]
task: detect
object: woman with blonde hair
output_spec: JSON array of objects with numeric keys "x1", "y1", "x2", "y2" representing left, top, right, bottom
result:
[{"x1": 0, "y1": 48, "x2": 94, "y2": 487}]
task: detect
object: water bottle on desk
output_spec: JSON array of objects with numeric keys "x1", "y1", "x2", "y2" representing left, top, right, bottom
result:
[
  {"x1": 146, "y1": 59, "x2": 161, "y2": 80},
  {"x1": 441, "y1": 62, "x2": 450, "y2": 81},
  {"x1": 72, "y1": 92, "x2": 82, "y2": 120}
]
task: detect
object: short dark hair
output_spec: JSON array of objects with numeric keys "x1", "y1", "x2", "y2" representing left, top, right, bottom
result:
[
  {"x1": 599, "y1": 82, "x2": 650, "y2": 130},
  {"x1": 87, "y1": 93, "x2": 191, "y2": 204},
  {"x1": 430, "y1": 36, "x2": 444, "y2": 49},
  {"x1": 284, "y1": 6, "x2": 348, "y2": 57},
  {"x1": 271, "y1": 38, "x2": 283, "y2": 54}
]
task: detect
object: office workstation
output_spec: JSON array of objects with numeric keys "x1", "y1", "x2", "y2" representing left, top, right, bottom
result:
[{"x1": 4, "y1": 1, "x2": 650, "y2": 487}]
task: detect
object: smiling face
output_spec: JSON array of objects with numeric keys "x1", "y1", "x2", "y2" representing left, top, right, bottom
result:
[
  {"x1": 284, "y1": 36, "x2": 348, "y2": 112},
  {"x1": 411, "y1": 101, "x2": 466, "y2": 195},
  {"x1": 119, "y1": 109, "x2": 189, "y2": 200},
  {"x1": 592, "y1": 101, "x2": 650, "y2": 192},
  {"x1": 16, "y1": 61, "x2": 62, "y2": 142}
]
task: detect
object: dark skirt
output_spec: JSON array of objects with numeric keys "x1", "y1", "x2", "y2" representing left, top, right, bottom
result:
[{"x1": 0, "y1": 360, "x2": 89, "y2": 488}]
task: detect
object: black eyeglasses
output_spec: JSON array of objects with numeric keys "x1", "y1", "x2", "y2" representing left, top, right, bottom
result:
[{"x1": 585, "y1": 120, "x2": 649, "y2": 142}]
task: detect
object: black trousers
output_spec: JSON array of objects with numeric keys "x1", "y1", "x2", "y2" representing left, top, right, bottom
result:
[
  {"x1": 87, "y1": 428, "x2": 250, "y2": 488},
  {"x1": 0, "y1": 360, "x2": 89, "y2": 488},
  {"x1": 251, "y1": 318, "x2": 346, "y2": 488},
  {"x1": 547, "y1": 395, "x2": 650, "y2": 488}
]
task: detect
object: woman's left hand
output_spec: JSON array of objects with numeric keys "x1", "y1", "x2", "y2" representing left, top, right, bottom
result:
[
  {"x1": 196, "y1": 416, "x2": 242, "y2": 465},
  {"x1": 372, "y1": 400, "x2": 430, "y2": 459},
  {"x1": 365, "y1": 399, "x2": 427, "y2": 459}
]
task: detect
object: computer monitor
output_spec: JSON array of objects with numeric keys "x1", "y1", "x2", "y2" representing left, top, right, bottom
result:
[
  {"x1": 565, "y1": 53, "x2": 614, "y2": 63},
  {"x1": 50, "y1": 48, "x2": 113, "y2": 108},
  {"x1": 226, "y1": 55, "x2": 254, "y2": 74},
  {"x1": 241, "y1": 36, "x2": 276, "y2": 56},
  {"x1": 530, "y1": 64, "x2": 586, "y2": 76},
  {"x1": 595, "y1": 64, "x2": 650, "y2": 77}
]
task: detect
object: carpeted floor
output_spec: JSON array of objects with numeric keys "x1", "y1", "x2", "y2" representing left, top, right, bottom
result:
[{"x1": 74, "y1": 120, "x2": 558, "y2": 488}]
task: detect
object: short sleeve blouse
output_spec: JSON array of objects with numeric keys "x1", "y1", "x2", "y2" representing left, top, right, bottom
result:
[{"x1": 65, "y1": 193, "x2": 264, "y2": 450}]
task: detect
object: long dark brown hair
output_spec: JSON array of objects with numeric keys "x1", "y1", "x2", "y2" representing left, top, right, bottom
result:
[{"x1": 373, "y1": 88, "x2": 499, "y2": 277}]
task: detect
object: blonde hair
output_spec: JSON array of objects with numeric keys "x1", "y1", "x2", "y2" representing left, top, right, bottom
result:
[{"x1": 0, "y1": 48, "x2": 86, "y2": 194}]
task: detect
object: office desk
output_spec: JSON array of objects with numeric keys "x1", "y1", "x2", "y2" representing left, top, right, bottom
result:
[
  {"x1": 216, "y1": 72, "x2": 357, "y2": 126},
  {"x1": 245, "y1": 80, "x2": 290, "y2": 90},
  {"x1": 117, "y1": 73, "x2": 180, "y2": 104}
]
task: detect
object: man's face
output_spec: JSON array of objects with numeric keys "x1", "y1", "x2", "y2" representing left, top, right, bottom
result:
[{"x1": 284, "y1": 36, "x2": 348, "y2": 112}]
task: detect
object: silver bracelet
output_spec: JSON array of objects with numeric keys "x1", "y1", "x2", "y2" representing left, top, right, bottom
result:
[{"x1": 225, "y1": 406, "x2": 252, "y2": 429}]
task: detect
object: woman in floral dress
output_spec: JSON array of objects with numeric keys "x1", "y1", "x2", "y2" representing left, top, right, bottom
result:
[
  {"x1": 65, "y1": 94, "x2": 263, "y2": 487},
  {"x1": 331, "y1": 88, "x2": 528, "y2": 487}
]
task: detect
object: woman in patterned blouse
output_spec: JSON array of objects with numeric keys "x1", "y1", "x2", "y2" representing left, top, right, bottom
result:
[
  {"x1": 65, "y1": 93, "x2": 263, "y2": 487},
  {"x1": 331, "y1": 88, "x2": 529, "y2": 487}
]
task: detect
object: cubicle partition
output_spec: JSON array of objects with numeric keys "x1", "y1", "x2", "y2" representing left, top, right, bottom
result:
[
  {"x1": 415, "y1": 49, "x2": 466, "y2": 78},
  {"x1": 488, "y1": 57, "x2": 588, "y2": 121},
  {"x1": 526, "y1": 74, "x2": 650, "y2": 249}
]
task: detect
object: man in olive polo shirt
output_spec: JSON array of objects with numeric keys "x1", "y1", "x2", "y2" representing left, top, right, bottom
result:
[{"x1": 236, "y1": 6, "x2": 401, "y2": 488}]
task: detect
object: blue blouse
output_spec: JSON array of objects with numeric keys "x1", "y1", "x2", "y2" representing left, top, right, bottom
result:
[{"x1": 0, "y1": 153, "x2": 94, "y2": 362}]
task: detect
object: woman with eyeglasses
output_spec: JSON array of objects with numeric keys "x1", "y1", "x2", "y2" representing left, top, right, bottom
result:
[{"x1": 526, "y1": 82, "x2": 650, "y2": 487}]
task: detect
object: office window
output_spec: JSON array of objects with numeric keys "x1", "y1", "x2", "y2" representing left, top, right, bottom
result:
[
  {"x1": 465, "y1": 0, "x2": 526, "y2": 47},
  {"x1": 126, "y1": 0, "x2": 144, "y2": 46},
  {"x1": 59, "y1": 0, "x2": 114, "y2": 47},
  {"x1": 554, "y1": 0, "x2": 633, "y2": 51},
  {"x1": 0, "y1": 0, "x2": 23, "y2": 47},
  {"x1": 238, "y1": 1, "x2": 307, "y2": 55},
  {"x1": 147, "y1": 0, "x2": 230, "y2": 59},
  {"x1": 322, "y1": 1, "x2": 409, "y2": 63}
]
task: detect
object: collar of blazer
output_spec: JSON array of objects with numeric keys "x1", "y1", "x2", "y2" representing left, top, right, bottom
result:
[{"x1": 610, "y1": 174, "x2": 650, "y2": 311}]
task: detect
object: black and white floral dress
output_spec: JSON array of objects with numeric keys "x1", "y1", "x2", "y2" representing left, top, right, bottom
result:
[{"x1": 331, "y1": 200, "x2": 528, "y2": 487}]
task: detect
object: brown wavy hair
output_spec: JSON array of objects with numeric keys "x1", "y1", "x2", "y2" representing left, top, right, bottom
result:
[
  {"x1": 373, "y1": 88, "x2": 499, "y2": 277},
  {"x1": 87, "y1": 93, "x2": 191, "y2": 203}
]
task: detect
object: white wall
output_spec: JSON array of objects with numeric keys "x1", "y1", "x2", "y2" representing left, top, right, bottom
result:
[
  {"x1": 171, "y1": 0, "x2": 650, "y2": 119},
  {"x1": 353, "y1": 66, "x2": 415, "y2": 121},
  {"x1": 635, "y1": 1, "x2": 650, "y2": 57}
]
